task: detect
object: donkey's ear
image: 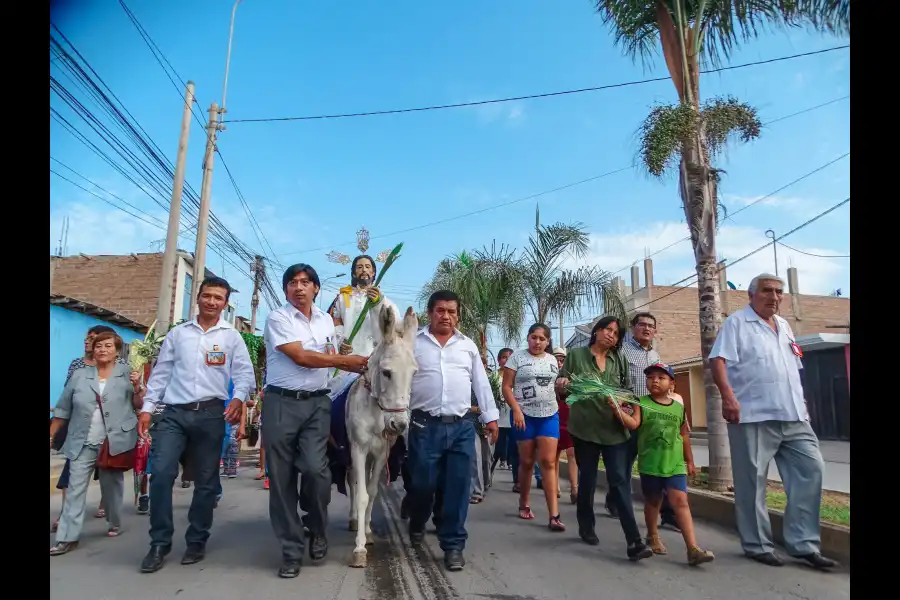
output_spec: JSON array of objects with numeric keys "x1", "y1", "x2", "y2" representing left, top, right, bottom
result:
[
  {"x1": 379, "y1": 303, "x2": 397, "y2": 343},
  {"x1": 402, "y1": 307, "x2": 418, "y2": 343}
]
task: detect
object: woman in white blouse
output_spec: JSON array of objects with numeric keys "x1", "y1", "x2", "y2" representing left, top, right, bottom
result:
[{"x1": 501, "y1": 323, "x2": 564, "y2": 532}]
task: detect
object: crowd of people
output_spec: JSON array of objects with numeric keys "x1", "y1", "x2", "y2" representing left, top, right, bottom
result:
[{"x1": 49, "y1": 259, "x2": 839, "y2": 576}]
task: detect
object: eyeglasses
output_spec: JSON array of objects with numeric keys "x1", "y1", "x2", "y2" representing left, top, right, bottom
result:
[{"x1": 635, "y1": 322, "x2": 656, "y2": 329}]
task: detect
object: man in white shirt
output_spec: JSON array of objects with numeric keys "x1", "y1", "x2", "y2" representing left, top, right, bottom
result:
[
  {"x1": 406, "y1": 290, "x2": 499, "y2": 572},
  {"x1": 138, "y1": 276, "x2": 256, "y2": 574},
  {"x1": 263, "y1": 263, "x2": 368, "y2": 579},
  {"x1": 710, "y1": 273, "x2": 837, "y2": 571}
]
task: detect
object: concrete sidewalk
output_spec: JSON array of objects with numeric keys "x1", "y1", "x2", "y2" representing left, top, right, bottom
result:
[{"x1": 690, "y1": 440, "x2": 850, "y2": 493}]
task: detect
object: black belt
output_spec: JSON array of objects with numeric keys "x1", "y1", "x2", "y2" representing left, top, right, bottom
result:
[
  {"x1": 411, "y1": 409, "x2": 477, "y2": 424},
  {"x1": 169, "y1": 399, "x2": 223, "y2": 411},
  {"x1": 265, "y1": 385, "x2": 331, "y2": 400}
]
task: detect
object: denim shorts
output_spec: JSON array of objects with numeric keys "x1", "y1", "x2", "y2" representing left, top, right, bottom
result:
[
  {"x1": 640, "y1": 473, "x2": 688, "y2": 497},
  {"x1": 516, "y1": 412, "x2": 560, "y2": 441}
]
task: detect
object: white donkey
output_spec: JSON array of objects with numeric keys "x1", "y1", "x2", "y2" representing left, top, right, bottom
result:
[{"x1": 345, "y1": 304, "x2": 418, "y2": 568}]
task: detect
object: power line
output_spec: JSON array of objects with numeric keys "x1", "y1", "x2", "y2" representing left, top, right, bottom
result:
[
  {"x1": 51, "y1": 168, "x2": 165, "y2": 230},
  {"x1": 279, "y1": 97, "x2": 849, "y2": 259},
  {"x1": 224, "y1": 45, "x2": 849, "y2": 124},
  {"x1": 777, "y1": 241, "x2": 849, "y2": 258}
]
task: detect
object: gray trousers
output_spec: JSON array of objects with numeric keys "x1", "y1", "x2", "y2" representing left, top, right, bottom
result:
[
  {"x1": 261, "y1": 390, "x2": 331, "y2": 561},
  {"x1": 56, "y1": 443, "x2": 124, "y2": 543},
  {"x1": 470, "y1": 434, "x2": 493, "y2": 499},
  {"x1": 728, "y1": 420, "x2": 825, "y2": 557}
]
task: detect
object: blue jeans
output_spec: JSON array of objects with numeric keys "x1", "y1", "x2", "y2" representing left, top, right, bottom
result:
[{"x1": 407, "y1": 412, "x2": 476, "y2": 552}]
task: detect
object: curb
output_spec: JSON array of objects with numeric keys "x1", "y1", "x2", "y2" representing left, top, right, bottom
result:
[{"x1": 560, "y1": 466, "x2": 850, "y2": 566}]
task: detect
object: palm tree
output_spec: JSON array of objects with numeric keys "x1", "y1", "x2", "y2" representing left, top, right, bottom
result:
[
  {"x1": 521, "y1": 221, "x2": 626, "y2": 334},
  {"x1": 419, "y1": 242, "x2": 525, "y2": 362},
  {"x1": 593, "y1": 0, "x2": 850, "y2": 491}
]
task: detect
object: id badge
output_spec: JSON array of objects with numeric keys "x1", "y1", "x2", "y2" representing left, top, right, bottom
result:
[
  {"x1": 789, "y1": 342, "x2": 803, "y2": 358},
  {"x1": 206, "y1": 345, "x2": 227, "y2": 366}
]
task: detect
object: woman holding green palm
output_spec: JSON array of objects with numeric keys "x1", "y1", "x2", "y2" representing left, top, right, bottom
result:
[{"x1": 557, "y1": 316, "x2": 652, "y2": 561}]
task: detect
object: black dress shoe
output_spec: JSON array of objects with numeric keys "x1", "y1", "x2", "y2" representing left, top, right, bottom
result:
[
  {"x1": 309, "y1": 536, "x2": 328, "y2": 561},
  {"x1": 580, "y1": 530, "x2": 600, "y2": 546},
  {"x1": 748, "y1": 552, "x2": 785, "y2": 567},
  {"x1": 795, "y1": 552, "x2": 839, "y2": 570},
  {"x1": 278, "y1": 559, "x2": 302, "y2": 578},
  {"x1": 627, "y1": 540, "x2": 653, "y2": 561},
  {"x1": 409, "y1": 529, "x2": 425, "y2": 544},
  {"x1": 444, "y1": 549, "x2": 465, "y2": 571},
  {"x1": 181, "y1": 544, "x2": 206, "y2": 565},
  {"x1": 660, "y1": 514, "x2": 681, "y2": 532},
  {"x1": 140, "y1": 546, "x2": 171, "y2": 573}
]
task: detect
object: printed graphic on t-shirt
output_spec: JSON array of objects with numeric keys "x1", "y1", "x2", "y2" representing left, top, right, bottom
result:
[{"x1": 505, "y1": 350, "x2": 559, "y2": 418}]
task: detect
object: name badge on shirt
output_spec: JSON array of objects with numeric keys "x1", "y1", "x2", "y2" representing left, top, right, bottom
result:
[
  {"x1": 206, "y1": 345, "x2": 227, "y2": 366},
  {"x1": 789, "y1": 342, "x2": 803, "y2": 358}
]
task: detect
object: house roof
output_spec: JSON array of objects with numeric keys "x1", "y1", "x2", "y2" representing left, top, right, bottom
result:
[
  {"x1": 50, "y1": 294, "x2": 148, "y2": 333},
  {"x1": 796, "y1": 333, "x2": 849, "y2": 350},
  {"x1": 669, "y1": 355, "x2": 702, "y2": 369}
]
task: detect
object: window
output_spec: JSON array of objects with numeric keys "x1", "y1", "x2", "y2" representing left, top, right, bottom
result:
[{"x1": 182, "y1": 273, "x2": 193, "y2": 322}]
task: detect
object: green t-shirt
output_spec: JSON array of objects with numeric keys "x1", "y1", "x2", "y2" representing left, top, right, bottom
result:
[
  {"x1": 561, "y1": 347, "x2": 631, "y2": 446},
  {"x1": 636, "y1": 395, "x2": 687, "y2": 477}
]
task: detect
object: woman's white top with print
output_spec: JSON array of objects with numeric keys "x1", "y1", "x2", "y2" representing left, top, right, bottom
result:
[{"x1": 505, "y1": 349, "x2": 559, "y2": 418}]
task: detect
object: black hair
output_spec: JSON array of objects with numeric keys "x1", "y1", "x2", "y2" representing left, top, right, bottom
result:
[
  {"x1": 427, "y1": 290, "x2": 460, "y2": 312},
  {"x1": 630, "y1": 312, "x2": 657, "y2": 327},
  {"x1": 527, "y1": 322, "x2": 552, "y2": 352},
  {"x1": 87, "y1": 325, "x2": 115, "y2": 336},
  {"x1": 498, "y1": 347, "x2": 514, "y2": 360},
  {"x1": 350, "y1": 255, "x2": 377, "y2": 287},
  {"x1": 281, "y1": 263, "x2": 321, "y2": 297},
  {"x1": 589, "y1": 315, "x2": 625, "y2": 350},
  {"x1": 198, "y1": 276, "x2": 232, "y2": 301}
]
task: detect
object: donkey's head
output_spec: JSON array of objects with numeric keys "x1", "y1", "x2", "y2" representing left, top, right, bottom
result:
[{"x1": 367, "y1": 304, "x2": 418, "y2": 435}]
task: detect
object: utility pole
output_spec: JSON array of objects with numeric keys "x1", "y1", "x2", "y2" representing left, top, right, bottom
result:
[
  {"x1": 249, "y1": 255, "x2": 264, "y2": 332},
  {"x1": 189, "y1": 101, "x2": 222, "y2": 315},
  {"x1": 765, "y1": 229, "x2": 778, "y2": 277},
  {"x1": 156, "y1": 81, "x2": 196, "y2": 330},
  {"x1": 559, "y1": 312, "x2": 564, "y2": 348}
]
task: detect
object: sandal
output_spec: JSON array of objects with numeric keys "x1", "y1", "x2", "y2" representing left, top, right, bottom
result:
[
  {"x1": 518, "y1": 505, "x2": 535, "y2": 520},
  {"x1": 50, "y1": 519, "x2": 59, "y2": 533},
  {"x1": 470, "y1": 497, "x2": 483, "y2": 504},
  {"x1": 94, "y1": 508, "x2": 106, "y2": 519},
  {"x1": 107, "y1": 527, "x2": 121, "y2": 538},
  {"x1": 50, "y1": 541, "x2": 79, "y2": 556},
  {"x1": 549, "y1": 515, "x2": 566, "y2": 532},
  {"x1": 254, "y1": 472, "x2": 266, "y2": 481}
]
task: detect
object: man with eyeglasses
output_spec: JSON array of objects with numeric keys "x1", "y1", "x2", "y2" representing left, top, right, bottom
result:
[
  {"x1": 616, "y1": 312, "x2": 678, "y2": 530},
  {"x1": 710, "y1": 273, "x2": 836, "y2": 571}
]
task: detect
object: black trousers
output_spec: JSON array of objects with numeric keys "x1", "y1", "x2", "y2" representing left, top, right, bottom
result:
[
  {"x1": 149, "y1": 403, "x2": 226, "y2": 548},
  {"x1": 262, "y1": 390, "x2": 331, "y2": 561}
]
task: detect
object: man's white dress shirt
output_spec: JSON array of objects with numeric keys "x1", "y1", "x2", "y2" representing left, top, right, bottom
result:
[
  {"x1": 333, "y1": 287, "x2": 399, "y2": 358},
  {"x1": 142, "y1": 317, "x2": 255, "y2": 414},
  {"x1": 410, "y1": 328, "x2": 500, "y2": 424},
  {"x1": 265, "y1": 302, "x2": 335, "y2": 391},
  {"x1": 709, "y1": 304, "x2": 808, "y2": 423}
]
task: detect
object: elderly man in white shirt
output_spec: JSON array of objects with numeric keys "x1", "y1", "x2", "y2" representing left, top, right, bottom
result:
[
  {"x1": 710, "y1": 273, "x2": 837, "y2": 571},
  {"x1": 138, "y1": 276, "x2": 256, "y2": 574},
  {"x1": 262, "y1": 263, "x2": 369, "y2": 579},
  {"x1": 406, "y1": 290, "x2": 499, "y2": 572}
]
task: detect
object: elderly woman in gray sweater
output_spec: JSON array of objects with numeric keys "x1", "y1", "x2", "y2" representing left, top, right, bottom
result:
[{"x1": 49, "y1": 331, "x2": 144, "y2": 555}]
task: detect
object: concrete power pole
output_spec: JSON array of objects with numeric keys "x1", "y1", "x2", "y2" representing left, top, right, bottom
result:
[
  {"x1": 249, "y1": 255, "x2": 264, "y2": 332},
  {"x1": 156, "y1": 81, "x2": 196, "y2": 330},
  {"x1": 189, "y1": 101, "x2": 221, "y2": 314}
]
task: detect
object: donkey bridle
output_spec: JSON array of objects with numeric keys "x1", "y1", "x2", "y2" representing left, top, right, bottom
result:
[{"x1": 360, "y1": 370, "x2": 408, "y2": 413}]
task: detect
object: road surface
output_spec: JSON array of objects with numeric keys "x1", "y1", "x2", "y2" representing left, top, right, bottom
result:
[{"x1": 50, "y1": 467, "x2": 849, "y2": 600}]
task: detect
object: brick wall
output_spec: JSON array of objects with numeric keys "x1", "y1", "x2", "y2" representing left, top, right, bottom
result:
[
  {"x1": 51, "y1": 253, "x2": 172, "y2": 327},
  {"x1": 630, "y1": 285, "x2": 850, "y2": 363}
]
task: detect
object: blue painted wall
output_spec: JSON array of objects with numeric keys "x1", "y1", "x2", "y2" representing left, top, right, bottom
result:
[{"x1": 49, "y1": 305, "x2": 143, "y2": 411}]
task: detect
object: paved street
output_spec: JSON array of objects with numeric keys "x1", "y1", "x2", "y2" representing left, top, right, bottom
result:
[{"x1": 50, "y1": 467, "x2": 849, "y2": 600}]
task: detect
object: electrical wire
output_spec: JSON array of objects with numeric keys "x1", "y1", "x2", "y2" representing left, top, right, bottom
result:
[
  {"x1": 224, "y1": 46, "x2": 849, "y2": 124},
  {"x1": 777, "y1": 241, "x2": 849, "y2": 258}
]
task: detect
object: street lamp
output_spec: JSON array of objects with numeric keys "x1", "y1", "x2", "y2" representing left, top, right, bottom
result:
[
  {"x1": 765, "y1": 229, "x2": 778, "y2": 277},
  {"x1": 318, "y1": 273, "x2": 347, "y2": 308},
  {"x1": 220, "y1": 0, "x2": 243, "y2": 120}
]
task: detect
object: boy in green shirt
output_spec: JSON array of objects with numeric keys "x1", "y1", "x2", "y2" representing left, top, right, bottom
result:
[{"x1": 609, "y1": 362, "x2": 714, "y2": 566}]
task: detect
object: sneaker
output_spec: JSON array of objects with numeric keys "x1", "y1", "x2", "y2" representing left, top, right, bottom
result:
[
  {"x1": 688, "y1": 546, "x2": 715, "y2": 566},
  {"x1": 137, "y1": 495, "x2": 150, "y2": 515},
  {"x1": 263, "y1": 478, "x2": 270, "y2": 490},
  {"x1": 646, "y1": 534, "x2": 667, "y2": 555},
  {"x1": 627, "y1": 541, "x2": 653, "y2": 561}
]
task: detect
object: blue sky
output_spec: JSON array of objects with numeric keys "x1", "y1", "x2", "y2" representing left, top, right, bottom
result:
[{"x1": 50, "y1": 0, "x2": 850, "y2": 351}]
